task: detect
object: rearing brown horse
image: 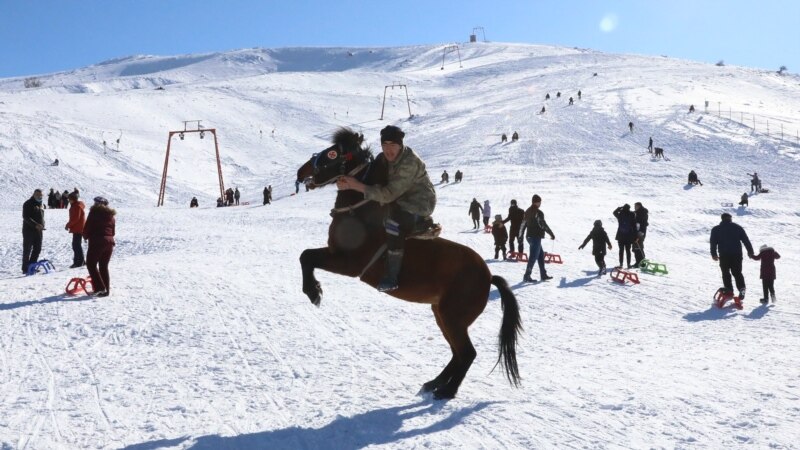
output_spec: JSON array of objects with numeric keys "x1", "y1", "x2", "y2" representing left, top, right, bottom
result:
[{"x1": 297, "y1": 128, "x2": 521, "y2": 399}]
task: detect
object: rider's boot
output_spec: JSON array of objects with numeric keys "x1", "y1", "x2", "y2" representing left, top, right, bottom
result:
[{"x1": 377, "y1": 250, "x2": 404, "y2": 292}]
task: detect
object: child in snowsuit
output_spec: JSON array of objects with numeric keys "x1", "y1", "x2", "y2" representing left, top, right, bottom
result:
[
  {"x1": 492, "y1": 214, "x2": 508, "y2": 260},
  {"x1": 752, "y1": 244, "x2": 780, "y2": 304},
  {"x1": 739, "y1": 192, "x2": 749, "y2": 207},
  {"x1": 482, "y1": 200, "x2": 492, "y2": 227},
  {"x1": 579, "y1": 220, "x2": 612, "y2": 276}
]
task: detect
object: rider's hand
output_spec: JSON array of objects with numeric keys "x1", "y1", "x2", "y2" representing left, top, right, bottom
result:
[{"x1": 712, "y1": 256, "x2": 719, "y2": 261}]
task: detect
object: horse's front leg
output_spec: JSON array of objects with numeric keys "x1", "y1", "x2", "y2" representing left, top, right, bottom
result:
[{"x1": 300, "y1": 247, "x2": 327, "y2": 306}]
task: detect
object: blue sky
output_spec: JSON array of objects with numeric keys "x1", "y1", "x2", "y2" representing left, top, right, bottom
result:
[{"x1": 1, "y1": 0, "x2": 797, "y2": 77}]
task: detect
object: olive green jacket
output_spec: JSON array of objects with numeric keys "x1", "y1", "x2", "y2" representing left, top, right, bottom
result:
[{"x1": 363, "y1": 146, "x2": 436, "y2": 216}]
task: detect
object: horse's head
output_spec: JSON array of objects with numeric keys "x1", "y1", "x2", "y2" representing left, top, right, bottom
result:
[{"x1": 296, "y1": 128, "x2": 371, "y2": 189}]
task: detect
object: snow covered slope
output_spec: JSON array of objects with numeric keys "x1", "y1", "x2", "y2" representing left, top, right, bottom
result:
[{"x1": 1, "y1": 42, "x2": 799, "y2": 449}]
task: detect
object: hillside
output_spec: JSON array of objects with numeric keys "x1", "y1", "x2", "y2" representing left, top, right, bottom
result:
[{"x1": 1, "y1": 42, "x2": 799, "y2": 449}]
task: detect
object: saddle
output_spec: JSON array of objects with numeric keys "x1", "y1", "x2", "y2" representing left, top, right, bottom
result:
[{"x1": 409, "y1": 222, "x2": 442, "y2": 240}]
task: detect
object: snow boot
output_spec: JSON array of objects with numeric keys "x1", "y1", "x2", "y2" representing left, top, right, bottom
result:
[{"x1": 377, "y1": 250, "x2": 403, "y2": 292}]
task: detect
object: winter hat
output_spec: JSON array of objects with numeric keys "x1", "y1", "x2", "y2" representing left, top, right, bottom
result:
[
  {"x1": 380, "y1": 125, "x2": 405, "y2": 146},
  {"x1": 759, "y1": 244, "x2": 770, "y2": 252},
  {"x1": 67, "y1": 192, "x2": 78, "y2": 201},
  {"x1": 93, "y1": 196, "x2": 109, "y2": 206},
  {"x1": 510, "y1": 199, "x2": 517, "y2": 206},
  {"x1": 721, "y1": 212, "x2": 732, "y2": 221},
  {"x1": 494, "y1": 214, "x2": 503, "y2": 222},
  {"x1": 623, "y1": 203, "x2": 631, "y2": 211},
  {"x1": 532, "y1": 194, "x2": 542, "y2": 203},
  {"x1": 594, "y1": 219, "x2": 602, "y2": 227}
]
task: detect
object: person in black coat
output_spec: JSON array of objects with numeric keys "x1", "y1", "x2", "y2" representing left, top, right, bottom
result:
[
  {"x1": 502, "y1": 199, "x2": 525, "y2": 253},
  {"x1": 613, "y1": 204, "x2": 637, "y2": 268},
  {"x1": 190, "y1": 197, "x2": 199, "y2": 208},
  {"x1": 634, "y1": 202, "x2": 649, "y2": 252},
  {"x1": 491, "y1": 215, "x2": 508, "y2": 260},
  {"x1": 22, "y1": 189, "x2": 46, "y2": 274},
  {"x1": 579, "y1": 220, "x2": 612, "y2": 275},
  {"x1": 739, "y1": 192, "x2": 749, "y2": 207},
  {"x1": 710, "y1": 213, "x2": 754, "y2": 298},
  {"x1": 468, "y1": 198, "x2": 482, "y2": 229}
]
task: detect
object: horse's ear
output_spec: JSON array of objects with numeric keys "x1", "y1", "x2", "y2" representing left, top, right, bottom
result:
[{"x1": 358, "y1": 133, "x2": 364, "y2": 143}]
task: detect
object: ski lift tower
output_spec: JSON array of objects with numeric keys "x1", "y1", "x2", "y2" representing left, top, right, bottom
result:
[
  {"x1": 380, "y1": 83, "x2": 412, "y2": 120},
  {"x1": 157, "y1": 120, "x2": 226, "y2": 207},
  {"x1": 470, "y1": 27, "x2": 486, "y2": 43},
  {"x1": 441, "y1": 44, "x2": 463, "y2": 70}
]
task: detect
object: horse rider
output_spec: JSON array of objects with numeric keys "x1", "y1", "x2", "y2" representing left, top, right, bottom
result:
[{"x1": 335, "y1": 125, "x2": 437, "y2": 292}]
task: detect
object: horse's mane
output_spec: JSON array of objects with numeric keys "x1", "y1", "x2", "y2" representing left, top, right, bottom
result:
[{"x1": 332, "y1": 127, "x2": 372, "y2": 155}]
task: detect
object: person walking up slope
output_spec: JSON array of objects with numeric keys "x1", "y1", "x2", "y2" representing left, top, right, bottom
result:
[
  {"x1": 468, "y1": 198, "x2": 482, "y2": 229},
  {"x1": 521, "y1": 194, "x2": 555, "y2": 283},
  {"x1": 710, "y1": 213, "x2": 754, "y2": 301},
  {"x1": 83, "y1": 196, "x2": 116, "y2": 297},
  {"x1": 579, "y1": 220, "x2": 612, "y2": 276},
  {"x1": 752, "y1": 244, "x2": 780, "y2": 304}
]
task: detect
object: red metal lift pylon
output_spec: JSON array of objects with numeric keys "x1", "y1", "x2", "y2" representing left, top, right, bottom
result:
[{"x1": 157, "y1": 121, "x2": 225, "y2": 207}]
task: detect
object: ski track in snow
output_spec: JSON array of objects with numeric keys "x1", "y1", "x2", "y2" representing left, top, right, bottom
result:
[{"x1": 1, "y1": 43, "x2": 800, "y2": 448}]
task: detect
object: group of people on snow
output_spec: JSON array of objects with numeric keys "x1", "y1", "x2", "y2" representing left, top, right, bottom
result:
[
  {"x1": 500, "y1": 132, "x2": 519, "y2": 143},
  {"x1": 47, "y1": 187, "x2": 78, "y2": 209},
  {"x1": 22, "y1": 189, "x2": 116, "y2": 297}
]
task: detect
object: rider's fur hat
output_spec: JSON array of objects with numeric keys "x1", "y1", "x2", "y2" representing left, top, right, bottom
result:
[{"x1": 380, "y1": 125, "x2": 405, "y2": 146}]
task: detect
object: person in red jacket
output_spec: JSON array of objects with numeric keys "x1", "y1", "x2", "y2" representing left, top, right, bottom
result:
[
  {"x1": 82, "y1": 196, "x2": 116, "y2": 297},
  {"x1": 752, "y1": 244, "x2": 780, "y2": 304},
  {"x1": 65, "y1": 192, "x2": 86, "y2": 268}
]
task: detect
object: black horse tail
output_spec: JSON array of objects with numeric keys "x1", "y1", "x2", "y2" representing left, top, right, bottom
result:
[{"x1": 491, "y1": 275, "x2": 522, "y2": 387}]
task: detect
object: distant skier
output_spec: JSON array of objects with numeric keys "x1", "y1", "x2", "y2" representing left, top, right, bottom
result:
[
  {"x1": 710, "y1": 212, "x2": 754, "y2": 301},
  {"x1": 579, "y1": 219, "x2": 612, "y2": 276},
  {"x1": 648, "y1": 136, "x2": 653, "y2": 153},
  {"x1": 545, "y1": 93, "x2": 550, "y2": 100},
  {"x1": 752, "y1": 244, "x2": 780, "y2": 304},
  {"x1": 628, "y1": 121, "x2": 634, "y2": 133},
  {"x1": 491, "y1": 214, "x2": 508, "y2": 260},
  {"x1": 540, "y1": 106, "x2": 546, "y2": 114},
  {"x1": 688, "y1": 170, "x2": 703, "y2": 186},
  {"x1": 52, "y1": 158, "x2": 59, "y2": 166},
  {"x1": 556, "y1": 91, "x2": 561, "y2": 98},
  {"x1": 234, "y1": 188, "x2": 240, "y2": 206},
  {"x1": 263, "y1": 186, "x2": 270, "y2": 205},
  {"x1": 454, "y1": 170, "x2": 463, "y2": 183},
  {"x1": 511, "y1": 131, "x2": 519, "y2": 141},
  {"x1": 190, "y1": 197, "x2": 199, "y2": 208},
  {"x1": 568, "y1": 97, "x2": 574, "y2": 105},
  {"x1": 689, "y1": 104, "x2": 695, "y2": 113},
  {"x1": 577, "y1": 90, "x2": 582, "y2": 100},
  {"x1": 501, "y1": 133, "x2": 507, "y2": 143},
  {"x1": 468, "y1": 198, "x2": 482, "y2": 229},
  {"x1": 441, "y1": 170, "x2": 449, "y2": 184}
]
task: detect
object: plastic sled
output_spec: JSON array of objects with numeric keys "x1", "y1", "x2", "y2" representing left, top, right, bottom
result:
[
  {"x1": 484, "y1": 225, "x2": 492, "y2": 233},
  {"x1": 543, "y1": 252, "x2": 563, "y2": 264},
  {"x1": 639, "y1": 259, "x2": 668, "y2": 275},
  {"x1": 713, "y1": 288, "x2": 742, "y2": 310},
  {"x1": 26, "y1": 259, "x2": 56, "y2": 276},
  {"x1": 507, "y1": 251, "x2": 529, "y2": 262},
  {"x1": 66, "y1": 276, "x2": 94, "y2": 296},
  {"x1": 610, "y1": 267, "x2": 640, "y2": 284}
]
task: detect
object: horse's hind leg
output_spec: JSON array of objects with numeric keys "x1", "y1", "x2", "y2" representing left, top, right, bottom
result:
[
  {"x1": 429, "y1": 301, "x2": 481, "y2": 400},
  {"x1": 300, "y1": 247, "x2": 328, "y2": 306},
  {"x1": 421, "y1": 305, "x2": 458, "y2": 393}
]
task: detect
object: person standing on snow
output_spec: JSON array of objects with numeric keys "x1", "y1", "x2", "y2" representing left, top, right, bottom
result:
[
  {"x1": 83, "y1": 196, "x2": 116, "y2": 297},
  {"x1": 579, "y1": 219, "x2": 612, "y2": 276},
  {"x1": 482, "y1": 200, "x2": 492, "y2": 227},
  {"x1": 710, "y1": 212, "x2": 754, "y2": 301},
  {"x1": 491, "y1": 214, "x2": 508, "y2": 260},
  {"x1": 234, "y1": 187, "x2": 241, "y2": 206},
  {"x1": 613, "y1": 204, "x2": 637, "y2": 268},
  {"x1": 521, "y1": 194, "x2": 555, "y2": 283},
  {"x1": 503, "y1": 199, "x2": 525, "y2": 254},
  {"x1": 22, "y1": 189, "x2": 45, "y2": 274},
  {"x1": 752, "y1": 244, "x2": 780, "y2": 304},
  {"x1": 65, "y1": 192, "x2": 86, "y2": 268},
  {"x1": 468, "y1": 198, "x2": 482, "y2": 229}
]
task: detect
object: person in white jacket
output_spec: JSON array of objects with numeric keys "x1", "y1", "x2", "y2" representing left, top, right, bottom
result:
[{"x1": 482, "y1": 200, "x2": 492, "y2": 227}]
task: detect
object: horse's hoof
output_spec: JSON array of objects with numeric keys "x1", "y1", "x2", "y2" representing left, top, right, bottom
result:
[
  {"x1": 433, "y1": 387, "x2": 456, "y2": 400},
  {"x1": 420, "y1": 381, "x2": 438, "y2": 393},
  {"x1": 304, "y1": 283, "x2": 323, "y2": 306}
]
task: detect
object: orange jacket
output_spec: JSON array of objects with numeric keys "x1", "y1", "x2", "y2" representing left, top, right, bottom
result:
[{"x1": 66, "y1": 200, "x2": 86, "y2": 233}]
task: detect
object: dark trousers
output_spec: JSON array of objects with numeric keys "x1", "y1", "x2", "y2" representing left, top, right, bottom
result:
[
  {"x1": 483, "y1": 216, "x2": 490, "y2": 227},
  {"x1": 472, "y1": 218, "x2": 480, "y2": 229},
  {"x1": 22, "y1": 229, "x2": 42, "y2": 273},
  {"x1": 594, "y1": 253, "x2": 606, "y2": 270},
  {"x1": 719, "y1": 255, "x2": 745, "y2": 292},
  {"x1": 633, "y1": 243, "x2": 645, "y2": 266},
  {"x1": 235, "y1": 198, "x2": 240, "y2": 205},
  {"x1": 762, "y1": 279, "x2": 775, "y2": 300},
  {"x1": 71, "y1": 232, "x2": 85, "y2": 266},
  {"x1": 385, "y1": 206, "x2": 424, "y2": 251},
  {"x1": 618, "y1": 242, "x2": 632, "y2": 267},
  {"x1": 494, "y1": 244, "x2": 507, "y2": 259},
  {"x1": 524, "y1": 236, "x2": 547, "y2": 279},
  {"x1": 87, "y1": 241, "x2": 114, "y2": 293},
  {"x1": 508, "y1": 226, "x2": 521, "y2": 253}
]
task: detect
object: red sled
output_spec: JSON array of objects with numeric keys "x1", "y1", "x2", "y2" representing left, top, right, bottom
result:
[
  {"x1": 66, "y1": 276, "x2": 94, "y2": 296},
  {"x1": 610, "y1": 267, "x2": 640, "y2": 284},
  {"x1": 507, "y1": 252, "x2": 528, "y2": 262},
  {"x1": 484, "y1": 224, "x2": 492, "y2": 233},
  {"x1": 543, "y1": 252, "x2": 563, "y2": 264},
  {"x1": 713, "y1": 288, "x2": 743, "y2": 310}
]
